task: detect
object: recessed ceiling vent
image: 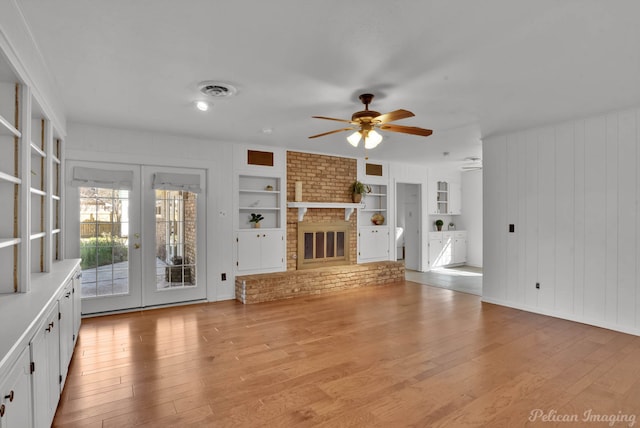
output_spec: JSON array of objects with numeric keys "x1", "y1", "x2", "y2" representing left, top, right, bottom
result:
[{"x1": 198, "y1": 81, "x2": 237, "y2": 98}]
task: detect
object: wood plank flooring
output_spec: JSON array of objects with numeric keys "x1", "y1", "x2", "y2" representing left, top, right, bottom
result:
[{"x1": 53, "y1": 281, "x2": 640, "y2": 427}]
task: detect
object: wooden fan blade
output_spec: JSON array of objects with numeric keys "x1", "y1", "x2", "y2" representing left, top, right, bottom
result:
[
  {"x1": 380, "y1": 124, "x2": 433, "y2": 137},
  {"x1": 309, "y1": 127, "x2": 354, "y2": 139},
  {"x1": 374, "y1": 109, "x2": 415, "y2": 124},
  {"x1": 312, "y1": 116, "x2": 353, "y2": 124}
]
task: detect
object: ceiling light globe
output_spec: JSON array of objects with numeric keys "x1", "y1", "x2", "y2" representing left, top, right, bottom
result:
[
  {"x1": 347, "y1": 131, "x2": 362, "y2": 147},
  {"x1": 364, "y1": 130, "x2": 383, "y2": 149}
]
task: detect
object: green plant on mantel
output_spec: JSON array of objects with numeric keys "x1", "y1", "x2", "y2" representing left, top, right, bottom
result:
[
  {"x1": 435, "y1": 219, "x2": 444, "y2": 231},
  {"x1": 349, "y1": 180, "x2": 367, "y2": 195},
  {"x1": 349, "y1": 180, "x2": 371, "y2": 203}
]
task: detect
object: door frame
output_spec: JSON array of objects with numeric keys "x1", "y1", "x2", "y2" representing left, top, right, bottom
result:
[
  {"x1": 66, "y1": 161, "x2": 143, "y2": 314},
  {"x1": 66, "y1": 161, "x2": 207, "y2": 314},
  {"x1": 394, "y1": 181, "x2": 423, "y2": 272}
]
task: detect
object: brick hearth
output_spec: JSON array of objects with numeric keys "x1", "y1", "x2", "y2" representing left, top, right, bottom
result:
[{"x1": 235, "y1": 261, "x2": 405, "y2": 304}]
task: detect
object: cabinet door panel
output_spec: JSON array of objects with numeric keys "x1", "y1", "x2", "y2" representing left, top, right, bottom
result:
[
  {"x1": 0, "y1": 347, "x2": 32, "y2": 428},
  {"x1": 72, "y1": 270, "x2": 82, "y2": 341},
  {"x1": 449, "y1": 181, "x2": 462, "y2": 214},
  {"x1": 59, "y1": 281, "x2": 74, "y2": 388},
  {"x1": 237, "y1": 232, "x2": 262, "y2": 271},
  {"x1": 30, "y1": 303, "x2": 60, "y2": 428},
  {"x1": 453, "y1": 238, "x2": 467, "y2": 264},
  {"x1": 429, "y1": 239, "x2": 444, "y2": 268},
  {"x1": 260, "y1": 230, "x2": 284, "y2": 269}
]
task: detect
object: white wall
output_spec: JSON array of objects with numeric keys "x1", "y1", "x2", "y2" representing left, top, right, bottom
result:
[
  {"x1": 64, "y1": 122, "x2": 236, "y2": 301},
  {"x1": 461, "y1": 169, "x2": 483, "y2": 267},
  {"x1": 483, "y1": 107, "x2": 640, "y2": 336}
]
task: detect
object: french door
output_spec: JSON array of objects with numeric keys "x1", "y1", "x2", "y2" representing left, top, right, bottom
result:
[{"x1": 69, "y1": 162, "x2": 206, "y2": 314}]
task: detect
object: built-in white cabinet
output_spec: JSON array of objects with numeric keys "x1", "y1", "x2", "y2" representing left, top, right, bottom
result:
[
  {"x1": 0, "y1": 347, "x2": 32, "y2": 428},
  {"x1": 358, "y1": 227, "x2": 390, "y2": 261},
  {"x1": 356, "y1": 159, "x2": 391, "y2": 263},
  {"x1": 428, "y1": 231, "x2": 467, "y2": 269},
  {"x1": 357, "y1": 184, "x2": 391, "y2": 262},
  {"x1": 236, "y1": 229, "x2": 285, "y2": 272},
  {"x1": 234, "y1": 146, "x2": 286, "y2": 275},
  {"x1": 1, "y1": 12, "x2": 73, "y2": 428},
  {"x1": 0, "y1": 260, "x2": 80, "y2": 428},
  {"x1": 429, "y1": 179, "x2": 461, "y2": 215}
]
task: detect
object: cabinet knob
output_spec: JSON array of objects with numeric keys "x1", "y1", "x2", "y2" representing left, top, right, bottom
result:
[
  {"x1": 257, "y1": 234, "x2": 260, "y2": 238},
  {"x1": 65, "y1": 292, "x2": 71, "y2": 298},
  {"x1": 4, "y1": 391, "x2": 13, "y2": 402},
  {"x1": 0, "y1": 403, "x2": 4, "y2": 417}
]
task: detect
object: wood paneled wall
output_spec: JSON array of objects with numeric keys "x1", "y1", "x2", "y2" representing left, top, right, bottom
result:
[{"x1": 483, "y1": 108, "x2": 640, "y2": 335}]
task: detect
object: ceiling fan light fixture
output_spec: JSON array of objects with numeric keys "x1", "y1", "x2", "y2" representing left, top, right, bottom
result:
[
  {"x1": 347, "y1": 131, "x2": 362, "y2": 147},
  {"x1": 364, "y1": 130, "x2": 383, "y2": 149}
]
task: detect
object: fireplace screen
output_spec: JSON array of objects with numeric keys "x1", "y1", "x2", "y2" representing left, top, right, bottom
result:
[{"x1": 298, "y1": 222, "x2": 350, "y2": 269}]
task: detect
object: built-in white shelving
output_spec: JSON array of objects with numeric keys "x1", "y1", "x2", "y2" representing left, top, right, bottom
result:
[
  {"x1": 0, "y1": 55, "x2": 65, "y2": 294},
  {"x1": 0, "y1": 114, "x2": 20, "y2": 137}
]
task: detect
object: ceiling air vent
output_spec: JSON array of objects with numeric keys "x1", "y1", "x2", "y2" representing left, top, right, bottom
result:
[{"x1": 198, "y1": 81, "x2": 237, "y2": 98}]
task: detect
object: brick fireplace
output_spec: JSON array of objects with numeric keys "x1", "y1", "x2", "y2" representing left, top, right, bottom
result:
[{"x1": 235, "y1": 151, "x2": 404, "y2": 304}]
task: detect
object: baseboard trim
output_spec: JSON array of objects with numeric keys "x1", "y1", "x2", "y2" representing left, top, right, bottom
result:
[{"x1": 481, "y1": 296, "x2": 640, "y2": 337}]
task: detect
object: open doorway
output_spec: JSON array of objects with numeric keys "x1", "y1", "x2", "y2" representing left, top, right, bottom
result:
[{"x1": 396, "y1": 183, "x2": 421, "y2": 271}]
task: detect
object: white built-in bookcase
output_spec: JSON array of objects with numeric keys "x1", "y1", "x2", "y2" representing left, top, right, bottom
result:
[{"x1": 0, "y1": 57, "x2": 64, "y2": 294}]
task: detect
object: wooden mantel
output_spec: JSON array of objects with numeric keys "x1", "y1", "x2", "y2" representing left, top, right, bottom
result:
[{"x1": 287, "y1": 202, "x2": 364, "y2": 221}]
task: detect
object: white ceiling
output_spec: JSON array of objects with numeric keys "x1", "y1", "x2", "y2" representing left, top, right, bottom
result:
[{"x1": 16, "y1": 0, "x2": 640, "y2": 167}]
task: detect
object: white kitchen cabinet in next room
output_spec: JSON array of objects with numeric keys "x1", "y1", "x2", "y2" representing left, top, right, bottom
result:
[{"x1": 428, "y1": 231, "x2": 467, "y2": 269}]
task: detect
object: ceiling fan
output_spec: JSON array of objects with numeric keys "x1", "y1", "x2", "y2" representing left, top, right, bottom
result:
[
  {"x1": 309, "y1": 93, "x2": 433, "y2": 149},
  {"x1": 461, "y1": 157, "x2": 483, "y2": 171}
]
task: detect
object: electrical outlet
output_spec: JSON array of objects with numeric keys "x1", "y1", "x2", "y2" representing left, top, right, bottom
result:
[
  {"x1": 221, "y1": 273, "x2": 227, "y2": 281},
  {"x1": 535, "y1": 282, "x2": 540, "y2": 289}
]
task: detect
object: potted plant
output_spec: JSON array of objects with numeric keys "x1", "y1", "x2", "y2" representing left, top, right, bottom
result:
[
  {"x1": 448, "y1": 222, "x2": 455, "y2": 230},
  {"x1": 249, "y1": 213, "x2": 264, "y2": 228},
  {"x1": 434, "y1": 219, "x2": 444, "y2": 231},
  {"x1": 349, "y1": 180, "x2": 370, "y2": 203}
]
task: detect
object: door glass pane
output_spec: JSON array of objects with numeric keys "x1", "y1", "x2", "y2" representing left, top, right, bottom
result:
[
  {"x1": 79, "y1": 187, "x2": 130, "y2": 298},
  {"x1": 155, "y1": 190, "x2": 197, "y2": 289}
]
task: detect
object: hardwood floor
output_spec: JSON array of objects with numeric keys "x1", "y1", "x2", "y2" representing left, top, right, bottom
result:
[{"x1": 53, "y1": 281, "x2": 640, "y2": 427}]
